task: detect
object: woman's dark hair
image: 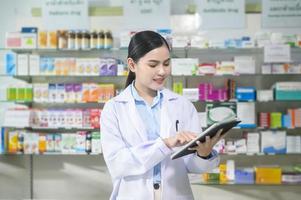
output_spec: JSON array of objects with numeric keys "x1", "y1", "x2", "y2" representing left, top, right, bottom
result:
[{"x1": 125, "y1": 30, "x2": 170, "y2": 88}]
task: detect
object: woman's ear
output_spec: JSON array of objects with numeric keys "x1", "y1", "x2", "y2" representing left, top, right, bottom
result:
[{"x1": 127, "y1": 58, "x2": 136, "y2": 72}]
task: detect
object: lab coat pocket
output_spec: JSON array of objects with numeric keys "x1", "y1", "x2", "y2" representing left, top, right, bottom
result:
[
  {"x1": 175, "y1": 195, "x2": 194, "y2": 200},
  {"x1": 116, "y1": 196, "x2": 135, "y2": 200}
]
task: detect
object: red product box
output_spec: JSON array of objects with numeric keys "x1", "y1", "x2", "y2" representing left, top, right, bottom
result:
[
  {"x1": 259, "y1": 112, "x2": 270, "y2": 128},
  {"x1": 90, "y1": 109, "x2": 101, "y2": 129}
]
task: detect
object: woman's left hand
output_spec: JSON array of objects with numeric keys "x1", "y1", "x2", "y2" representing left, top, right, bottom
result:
[{"x1": 188, "y1": 129, "x2": 223, "y2": 157}]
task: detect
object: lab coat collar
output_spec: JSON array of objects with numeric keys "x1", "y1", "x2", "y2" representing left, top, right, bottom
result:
[
  {"x1": 114, "y1": 85, "x2": 178, "y2": 141},
  {"x1": 115, "y1": 85, "x2": 178, "y2": 103}
]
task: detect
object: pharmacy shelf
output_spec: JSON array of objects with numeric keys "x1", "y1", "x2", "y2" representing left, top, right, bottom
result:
[
  {"x1": 2, "y1": 47, "x2": 187, "y2": 58},
  {"x1": 219, "y1": 154, "x2": 301, "y2": 167},
  {"x1": 172, "y1": 74, "x2": 301, "y2": 77},
  {"x1": 31, "y1": 102, "x2": 105, "y2": 109},
  {"x1": 13, "y1": 75, "x2": 127, "y2": 83},
  {"x1": 0, "y1": 100, "x2": 32, "y2": 104},
  {"x1": 3, "y1": 126, "x2": 99, "y2": 133},
  {"x1": 0, "y1": 101, "x2": 106, "y2": 108},
  {"x1": 0, "y1": 152, "x2": 102, "y2": 156},
  {"x1": 187, "y1": 46, "x2": 301, "y2": 57},
  {"x1": 193, "y1": 100, "x2": 301, "y2": 103},
  {"x1": 191, "y1": 183, "x2": 301, "y2": 186},
  {"x1": 201, "y1": 127, "x2": 301, "y2": 134}
]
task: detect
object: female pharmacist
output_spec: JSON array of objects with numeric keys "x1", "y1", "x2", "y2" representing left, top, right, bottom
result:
[{"x1": 101, "y1": 30, "x2": 222, "y2": 200}]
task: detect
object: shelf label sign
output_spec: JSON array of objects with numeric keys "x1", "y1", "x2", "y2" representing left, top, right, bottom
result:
[
  {"x1": 264, "y1": 44, "x2": 291, "y2": 63},
  {"x1": 262, "y1": 0, "x2": 301, "y2": 28},
  {"x1": 42, "y1": 0, "x2": 89, "y2": 30},
  {"x1": 196, "y1": 0, "x2": 245, "y2": 30},
  {"x1": 122, "y1": 0, "x2": 171, "y2": 30}
]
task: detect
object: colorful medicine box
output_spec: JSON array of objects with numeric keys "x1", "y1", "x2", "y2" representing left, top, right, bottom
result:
[
  {"x1": 255, "y1": 167, "x2": 282, "y2": 184},
  {"x1": 236, "y1": 87, "x2": 256, "y2": 101}
]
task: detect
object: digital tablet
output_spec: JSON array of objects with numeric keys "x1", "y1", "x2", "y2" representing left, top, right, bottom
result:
[{"x1": 171, "y1": 118, "x2": 241, "y2": 160}]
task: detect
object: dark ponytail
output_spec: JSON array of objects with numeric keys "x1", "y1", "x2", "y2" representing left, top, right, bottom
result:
[{"x1": 125, "y1": 30, "x2": 170, "y2": 88}]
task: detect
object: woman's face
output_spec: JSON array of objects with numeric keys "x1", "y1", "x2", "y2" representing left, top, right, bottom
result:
[{"x1": 129, "y1": 45, "x2": 171, "y2": 93}]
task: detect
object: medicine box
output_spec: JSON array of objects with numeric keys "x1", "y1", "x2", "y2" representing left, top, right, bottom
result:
[
  {"x1": 255, "y1": 167, "x2": 282, "y2": 184},
  {"x1": 236, "y1": 87, "x2": 256, "y2": 101}
]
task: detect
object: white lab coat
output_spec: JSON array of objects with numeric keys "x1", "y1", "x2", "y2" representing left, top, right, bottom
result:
[{"x1": 101, "y1": 86, "x2": 220, "y2": 200}]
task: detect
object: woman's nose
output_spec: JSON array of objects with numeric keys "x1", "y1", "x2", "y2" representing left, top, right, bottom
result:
[{"x1": 157, "y1": 65, "x2": 166, "y2": 75}]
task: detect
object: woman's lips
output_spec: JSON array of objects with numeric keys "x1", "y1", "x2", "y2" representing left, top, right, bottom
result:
[{"x1": 153, "y1": 78, "x2": 164, "y2": 84}]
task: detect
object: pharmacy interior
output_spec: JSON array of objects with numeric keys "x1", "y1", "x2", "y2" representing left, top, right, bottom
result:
[{"x1": 0, "y1": 0, "x2": 301, "y2": 200}]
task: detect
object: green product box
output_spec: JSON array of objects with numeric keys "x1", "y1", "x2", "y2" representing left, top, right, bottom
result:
[
  {"x1": 6, "y1": 87, "x2": 16, "y2": 101},
  {"x1": 173, "y1": 82, "x2": 183, "y2": 95},
  {"x1": 16, "y1": 88, "x2": 25, "y2": 101},
  {"x1": 270, "y1": 112, "x2": 282, "y2": 128},
  {"x1": 24, "y1": 88, "x2": 33, "y2": 101},
  {"x1": 206, "y1": 173, "x2": 220, "y2": 184},
  {"x1": 275, "y1": 90, "x2": 301, "y2": 100}
]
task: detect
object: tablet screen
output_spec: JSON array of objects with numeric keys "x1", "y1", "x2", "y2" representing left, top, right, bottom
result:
[{"x1": 171, "y1": 118, "x2": 241, "y2": 160}]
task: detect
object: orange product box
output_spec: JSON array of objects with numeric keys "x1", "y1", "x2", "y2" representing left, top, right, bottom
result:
[
  {"x1": 255, "y1": 167, "x2": 282, "y2": 184},
  {"x1": 39, "y1": 135, "x2": 46, "y2": 153},
  {"x1": 47, "y1": 31, "x2": 57, "y2": 49},
  {"x1": 89, "y1": 83, "x2": 101, "y2": 102}
]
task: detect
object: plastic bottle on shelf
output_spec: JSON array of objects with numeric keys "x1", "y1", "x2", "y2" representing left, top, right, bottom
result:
[
  {"x1": 104, "y1": 30, "x2": 113, "y2": 49},
  {"x1": 17, "y1": 132, "x2": 24, "y2": 153},
  {"x1": 97, "y1": 30, "x2": 104, "y2": 49},
  {"x1": 81, "y1": 30, "x2": 90, "y2": 50},
  {"x1": 67, "y1": 30, "x2": 76, "y2": 50},
  {"x1": 90, "y1": 30, "x2": 98, "y2": 49},
  {"x1": 75, "y1": 31, "x2": 82, "y2": 50},
  {"x1": 85, "y1": 132, "x2": 92, "y2": 154},
  {"x1": 58, "y1": 30, "x2": 68, "y2": 49}
]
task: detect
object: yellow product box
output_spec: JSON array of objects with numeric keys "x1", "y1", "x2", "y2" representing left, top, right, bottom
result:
[
  {"x1": 8, "y1": 131, "x2": 19, "y2": 153},
  {"x1": 103, "y1": 84, "x2": 115, "y2": 102},
  {"x1": 219, "y1": 164, "x2": 227, "y2": 184},
  {"x1": 38, "y1": 31, "x2": 47, "y2": 48},
  {"x1": 255, "y1": 167, "x2": 282, "y2": 184}
]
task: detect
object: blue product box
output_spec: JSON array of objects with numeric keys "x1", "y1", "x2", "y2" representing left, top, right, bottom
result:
[
  {"x1": 235, "y1": 169, "x2": 254, "y2": 184},
  {"x1": 236, "y1": 87, "x2": 256, "y2": 101},
  {"x1": 39, "y1": 57, "x2": 48, "y2": 74},
  {"x1": 282, "y1": 114, "x2": 292, "y2": 128},
  {"x1": 21, "y1": 27, "x2": 38, "y2": 33},
  {"x1": 5, "y1": 52, "x2": 16, "y2": 75},
  {"x1": 0, "y1": 128, "x2": 5, "y2": 154}
]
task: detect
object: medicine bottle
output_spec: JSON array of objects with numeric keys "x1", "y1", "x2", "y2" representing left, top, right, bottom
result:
[
  {"x1": 75, "y1": 31, "x2": 82, "y2": 50},
  {"x1": 67, "y1": 30, "x2": 75, "y2": 49},
  {"x1": 86, "y1": 132, "x2": 92, "y2": 154},
  {"x1": 82, "y1": 30, "x2": 90, "y2": 50},
  {"x1": 104, "y1": 30, "x2": 113, "y2": 49},
  {"x1": 97, "y1": 30, "x2": 104, "y2": 49},
  {"x1": 58, "y1": 30, "x2": 68, "y2": 49},
  {"x1": 90, "y1": 30, "x2": 98, "y2": 49}
]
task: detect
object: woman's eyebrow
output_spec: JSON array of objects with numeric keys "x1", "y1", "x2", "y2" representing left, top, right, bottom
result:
[{"x1": 148, "y1": 58, "x2": 170, "y2": 63}]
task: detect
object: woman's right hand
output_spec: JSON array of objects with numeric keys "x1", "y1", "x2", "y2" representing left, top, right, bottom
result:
[{"x1": 163, "y1": 132, "x2": 197, "y2": 148}]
